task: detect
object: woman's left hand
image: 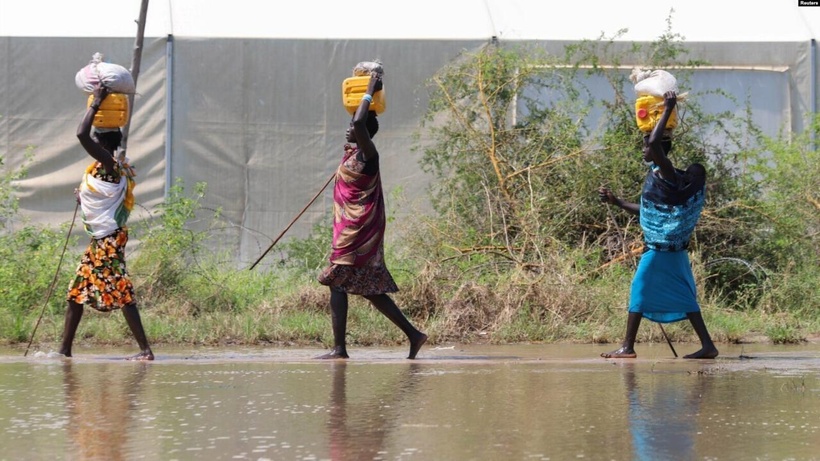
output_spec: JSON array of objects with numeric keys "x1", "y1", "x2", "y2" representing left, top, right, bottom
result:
[
  {"x1": 92, "y1": 84, "x2": 109, "y2": 106},
  {"x1": 367, "y1": 72, "x2": 383, "y2": 95},
  {"x1": 663, "y1": 90, "x2": 677, "y2": 110}
]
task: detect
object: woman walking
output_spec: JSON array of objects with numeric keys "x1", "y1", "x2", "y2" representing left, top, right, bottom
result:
[
  {"x1": 317, "y1": 71, "x2": 427, "y2": 360},
  {"x1": 599, "y1": 91, "x2": 718, "y2": 360},
  {"x1": 60, "y1": 84, "x2": 154, "y2": 361}
]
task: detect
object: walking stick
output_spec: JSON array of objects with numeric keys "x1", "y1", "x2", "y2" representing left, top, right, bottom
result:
[
  {"x1": 24, "y1": 201, "x2": 80, "y2": 357},
  {"x1": 658, "y1": 323, "x2": 678, "y2": 358},
  {"x1": 248, "y1": 171, "x2": 335, "y2": 271}
]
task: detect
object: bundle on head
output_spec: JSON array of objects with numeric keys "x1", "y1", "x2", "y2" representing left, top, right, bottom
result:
[
  {"x1": 353, "y1": 60, "x2": 384, "y2": 77},
  {"x1": 631, "y1": 68, "x2": 686, "y2": 134},
  {"x1": 75, "y1": 52, "x2": 135, "y2": 94}
]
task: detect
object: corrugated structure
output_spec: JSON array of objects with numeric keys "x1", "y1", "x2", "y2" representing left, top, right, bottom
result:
[{"x1": 3, "y1": 0, "x2": 820, "y2": 267}]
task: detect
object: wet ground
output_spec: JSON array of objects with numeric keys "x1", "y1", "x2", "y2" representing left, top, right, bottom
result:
[{"x1": 1, "y1": 342, "x2": 819, "y2": 460}]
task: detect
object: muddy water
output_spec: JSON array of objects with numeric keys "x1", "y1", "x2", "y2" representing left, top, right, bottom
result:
[{"x1": 1, "y1": 343, "x2": 818, "y2": 460}]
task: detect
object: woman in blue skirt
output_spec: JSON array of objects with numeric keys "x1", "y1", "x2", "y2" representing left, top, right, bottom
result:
[{"x1": 598, "y1": 90, "x2": 718, "y2": 359}]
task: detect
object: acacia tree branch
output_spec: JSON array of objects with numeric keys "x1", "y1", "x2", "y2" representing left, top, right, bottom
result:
[
  {"x1": 475, "y1": 52, "x2": 513, "y2": 204},
  {"x1": 504, "y1": 149, "x2": 584, "y2": 182}
]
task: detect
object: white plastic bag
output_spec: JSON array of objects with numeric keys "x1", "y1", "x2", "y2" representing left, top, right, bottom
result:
[
  {"x1": 630, "y1": 68, "x2": 677, "y2": 97},
  {"x1": 352, "y1": 60, "x2": 384, "y2": 77},
  {"x1": 75, "y1": 52, "x2": 136, "y2": 94}
]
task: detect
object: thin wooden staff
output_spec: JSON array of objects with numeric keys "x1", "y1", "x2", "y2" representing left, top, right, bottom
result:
[
  {"x1": 24, "y1": 201, "x2": 80, "y2": 357},
  {"x1": 658, "y1": 323, "x2": 678, "y2": 358},
  {"x1": 249, "y1": 172, "x2": 335, "y2": 271}
]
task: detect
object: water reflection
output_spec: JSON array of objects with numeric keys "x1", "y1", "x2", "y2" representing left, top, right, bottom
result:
[
  {"x1": 62, "y1": 361, "x2": 149, "y2": 461},
  {"x1": 0, "y1": 345, "x2": 817, "y2": 460},
  {"x1": 624, "y1": 364, "x2": 708, "y2": 461},
  {"x1": 327, "y1": 361, "x2": 422, "y2": 460}
]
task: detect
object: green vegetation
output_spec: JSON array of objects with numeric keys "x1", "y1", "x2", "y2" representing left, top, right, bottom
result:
[{"x1": 1, "y1": 22, "x2": 818, "y2": 352}]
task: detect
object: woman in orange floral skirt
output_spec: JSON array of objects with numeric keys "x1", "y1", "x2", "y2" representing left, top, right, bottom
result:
[{"x1": 60, "y1": 84, "x2": 153, "y2": 361}]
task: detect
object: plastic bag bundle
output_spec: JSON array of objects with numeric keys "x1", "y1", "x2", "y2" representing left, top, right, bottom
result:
[
  {"x1": 352, "y1": 60, "x2": 384, "y2": 77},
  {"x1": 75, "y1": 52, "x2": 136, "y2": 94},
  {"x1": 630, "y1": 68, "x2": 677, "y2": 97}
]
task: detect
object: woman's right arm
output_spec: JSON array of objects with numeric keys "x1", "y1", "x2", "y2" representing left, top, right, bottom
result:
[
  {"x1": 76, "y1": 85, "x2": 116, "y2": 172},
  {"x1": 647, "y1": 91, "x2": 679, "y2": 186},
  {"x1": 351, "y1": 73, "x2": 382, "y2": 161}
]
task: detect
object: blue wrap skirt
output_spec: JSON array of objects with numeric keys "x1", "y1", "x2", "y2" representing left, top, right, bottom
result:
[{"x1": 628, "y1": 249, "x2": 700, "y2": 323}]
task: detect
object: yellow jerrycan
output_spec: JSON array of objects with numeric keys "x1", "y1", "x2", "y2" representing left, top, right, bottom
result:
[
  {"x1": 86, "y1": 93, "x2": 129, "y2": 128},
  {"x1": 342, "y1": 76, "x2": 386, "y2": 115},
  {"x1": 635, "y1": 95, "x2": 677, "y2": 133}
]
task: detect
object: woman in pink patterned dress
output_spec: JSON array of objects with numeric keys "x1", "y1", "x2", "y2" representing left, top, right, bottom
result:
[{"x1": 317, "y1": 72, "x2": 427, "y2": 359}]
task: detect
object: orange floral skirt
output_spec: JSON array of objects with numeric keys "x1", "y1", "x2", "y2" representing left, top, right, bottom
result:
[{"x1": 66, "y1": 228, "x2": 134, "y2": 312}]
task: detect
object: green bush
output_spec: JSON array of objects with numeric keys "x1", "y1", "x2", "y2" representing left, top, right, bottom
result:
[{"x1": 0, "y1": 151, "x2": 80, "y2": 343}]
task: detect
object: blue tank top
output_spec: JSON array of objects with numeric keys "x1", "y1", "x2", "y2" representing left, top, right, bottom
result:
[{"x1": 639, "y1": 165, "x2": 705, "y2": 252}]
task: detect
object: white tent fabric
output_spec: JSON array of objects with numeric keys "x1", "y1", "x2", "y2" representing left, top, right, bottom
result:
[
  {"x1": 3, "y1": 0, "x2": 820, "y2": 268},
  {"x1": 4, "y1": 0, "x2": 820, "y2": 42}
]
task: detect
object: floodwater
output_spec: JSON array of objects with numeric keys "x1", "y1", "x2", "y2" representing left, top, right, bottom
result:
[{"x1": 1, "y1": 343, "x2": 819, "y2": 461}]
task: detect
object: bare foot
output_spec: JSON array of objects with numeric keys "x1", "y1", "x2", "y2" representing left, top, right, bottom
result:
[
  {"x1": 315, "y1": 347, "x2": 349, "y2": 359},
  {"x1": 408, "y1": 333, "x2": 428, "y2": 359},
  {"x1": 601, "y1": 346, "x2": 637, "y2": 359},
  {"x1": 683, "y1": 347, "x2": 719, "y2": 359},
  {"x1": 127, "y1": 350, "x2": 154, "y2": 361}
]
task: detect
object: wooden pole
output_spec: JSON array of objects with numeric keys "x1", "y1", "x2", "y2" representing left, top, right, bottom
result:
[{"x1": 121, "y1": 0, "x2": 150, "y2": 155}]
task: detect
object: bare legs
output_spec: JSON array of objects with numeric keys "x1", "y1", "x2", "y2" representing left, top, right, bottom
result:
[
  {"x1": 682, "y1": 312, "x2": 719, "y2": 359},
  {"x1": 317, "y1": 289, "x2": 427, "y2": 360},
  {"x1": 59, "y1": 300, "x2": 84, "y2": 357},
  {"x1": 316, "y1": 289, "x2": 350, "y2": 359},
  {"x1": 122, "y1": 303, "x2": 154, "y2": 361},
  {"x1": 364, "y1": 294, "x2": 428, "y2": 359},
  {"x1": 601, "y1": 311, "x2": 718, "y2": 359},
  {"x1": 601, "y1": 312, "x2": 642, "y2": 358},
  {"x1": 59, "y1": 301, "x2": 154, "y2": 361}
]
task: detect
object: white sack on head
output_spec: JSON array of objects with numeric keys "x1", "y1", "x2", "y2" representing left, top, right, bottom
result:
[
  {"x1": 352, "y1": 60, "x2": 384, "y2": 76},
  {"x1": 631, "y1": 68, "x2": 678, "y2": 97},
  {"x1": 75, "y1": 52, "x2": 136, "y2": 94}
]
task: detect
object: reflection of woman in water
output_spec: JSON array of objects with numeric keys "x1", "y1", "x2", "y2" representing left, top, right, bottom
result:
[
  {"x1": 62, "y1": 361, "x2": 149, "y2": 460},
  {"x1": 327, "y1": 361, "x2": 423, "y2": 460},
  {"x1": 623, "y1": 364, "x2": 707, "y2": 460}
]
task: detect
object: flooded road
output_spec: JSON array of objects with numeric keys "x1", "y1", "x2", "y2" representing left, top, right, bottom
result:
[{"x1": 1, "y1": 343, "x2": 818, "y2": 460}]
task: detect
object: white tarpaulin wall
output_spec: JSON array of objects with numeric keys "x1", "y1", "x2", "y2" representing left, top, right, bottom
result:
[{"x1": 3, "y1": 0, "x2": 820, "y2": 268}]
